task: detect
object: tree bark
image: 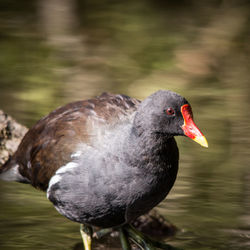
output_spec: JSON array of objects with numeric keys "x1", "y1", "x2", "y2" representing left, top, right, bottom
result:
[{"x1": 0, "y1": 110, "x2": 27, "y2": 167}]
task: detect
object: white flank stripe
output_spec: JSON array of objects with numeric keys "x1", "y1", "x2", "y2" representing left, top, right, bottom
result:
[
  {"x1": 71, "y1": 151, "x2": 82, "y2": 159},
  {"x1": 47, "y1": 161, "x2": 79, "y2": 199},
  {"x1": 56, "y1": 162, "x2": 78, "y2": 175},
  {"x1": 48, "y1": 175, "x2": 62, "y2": 189},
  {"x1": 47, "y1": 175, "x2": 62, "y2": 198}
]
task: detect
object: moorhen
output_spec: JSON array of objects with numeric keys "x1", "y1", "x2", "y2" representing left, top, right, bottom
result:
[{"x1": 0, "y1": 90, "x2": 208, "y2": 250}]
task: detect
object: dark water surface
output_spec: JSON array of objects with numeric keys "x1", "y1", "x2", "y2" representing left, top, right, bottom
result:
[{"x1": 0, "y1": 0, "x2": 250, "y2": 249}]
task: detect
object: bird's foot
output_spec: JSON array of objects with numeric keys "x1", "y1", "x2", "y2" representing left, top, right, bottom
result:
[
  {"x1": 86, "y1": 224, "x2": 180, "y2": 250},
  {"x1": 92, "y1": 228, "x2": 113, "y2": 239},
  {"x1": 123, "y1": 224, "x2": 180, "y2": 250}
]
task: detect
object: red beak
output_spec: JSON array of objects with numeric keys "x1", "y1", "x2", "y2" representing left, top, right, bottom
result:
[{"x1": 181, "y1": 104, "x2": 208, "y2": 148}]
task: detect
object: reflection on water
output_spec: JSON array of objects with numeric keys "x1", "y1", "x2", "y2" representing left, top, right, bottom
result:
[{"x1": 0, "y1": 0, "x2": 250, "y2": 249}]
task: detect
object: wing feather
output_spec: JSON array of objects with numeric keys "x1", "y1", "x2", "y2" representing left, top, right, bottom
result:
[{"x1": 12, "y1": 93, "x2": 140, "y2": 190}]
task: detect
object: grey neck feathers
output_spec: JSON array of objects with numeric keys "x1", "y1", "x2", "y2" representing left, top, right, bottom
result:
[{"x1": 126, "y1": 116, "x2": 175, "y2": 173}]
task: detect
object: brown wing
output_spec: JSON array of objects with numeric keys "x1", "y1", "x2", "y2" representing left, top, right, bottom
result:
[{"x1": 12, "y1": 93, "x2": 140, "y2": 190}]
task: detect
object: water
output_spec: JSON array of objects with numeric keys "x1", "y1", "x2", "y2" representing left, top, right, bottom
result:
[{"x1": 0, "y1": 0, "x2": 250, "y2": 249}]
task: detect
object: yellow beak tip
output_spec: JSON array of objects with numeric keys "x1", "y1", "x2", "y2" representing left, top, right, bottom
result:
[{"x1": 193, "y1": 136, "x2": 208, "y2": 148}]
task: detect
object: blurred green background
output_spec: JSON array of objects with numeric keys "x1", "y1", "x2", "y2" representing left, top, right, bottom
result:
[{"x1": 0, "y1": 0, "x2": 250, "y2": 249}]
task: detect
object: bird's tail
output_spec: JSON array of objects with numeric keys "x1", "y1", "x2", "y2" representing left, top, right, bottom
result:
[
  {"x1": 0, "y1": 157, "x2": 29, "y2": 183},
  {"x1": 0, "y1": 157, "x2": 16, "y2": 180},
  {"x1": 0, "y1": 157, "x2": 11, "y2": 173}
]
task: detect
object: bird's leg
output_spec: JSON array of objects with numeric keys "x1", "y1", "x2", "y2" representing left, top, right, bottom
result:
[
  {"x1": 119, "y1": 227, "x2": 132, "y2": 250},
  {"x1": 124, "y1": 224, "x2": 178, "y2": 250},
  {"x1": 93, "y1": 228, "x2": 113, "y2": 239},
  {"x1": 80, "y1": 224, "x2": 93, "y2": 250},
  {"x1": 124, "y1": 224, "x2": 155, "y2": 250}
]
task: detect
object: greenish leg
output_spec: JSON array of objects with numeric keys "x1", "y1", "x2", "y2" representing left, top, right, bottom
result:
[
  {"x1": 80, "y1": 223, "x2": 180, "y2": 250},
  {"x1": 80, "y1": 224, "x2": 93, "y2": 250},
  {"x1": 124, "y1": 224, "x2": 155, "y2": 250},
  {"x1": 119, "y1": 227, "x2": 132, "y2": 250},
  {"x1": 93, "y1": 228, "x2": 113, "y2": 239},
  {"x1": 124, "y1": 224, "x2": 180, "y2": 250}
]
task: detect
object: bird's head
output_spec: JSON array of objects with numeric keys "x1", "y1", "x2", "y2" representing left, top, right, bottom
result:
[{"x1": 135, "y1": 90, "x2": 208, "y2": 147}]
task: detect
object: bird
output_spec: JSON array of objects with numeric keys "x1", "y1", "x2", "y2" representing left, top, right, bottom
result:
[{"x1": 0, "y1": 90, "x2": 208, "y2": 250}]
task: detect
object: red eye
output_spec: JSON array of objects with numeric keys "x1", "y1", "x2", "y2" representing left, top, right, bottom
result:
[{"x1": 166, "y1": 107, "x2": 175, "y2": 116}]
